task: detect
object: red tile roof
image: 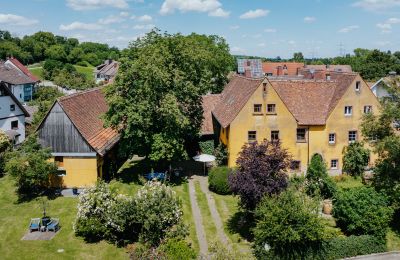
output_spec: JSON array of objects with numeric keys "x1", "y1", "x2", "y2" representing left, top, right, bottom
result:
[
  {"x1": 304, "y1": 64, "x2": 352, "y2": 73},
  {"x1": 0, "y1": 63, "x2": 37, "y2": 85},
  {"x1": 201, "y1": 94, "x2": 221, "y2": 135},
  {"x1": 263, "y1": 62, "x2": 304, "y2": 76},
  {"x1": 213, "y1": 75, "x2": 264, "y2": 128},
  {"x1": 58, "y1": 88, "x2": 119, "y2": 156},
  {"x1": 7, "y1": 57, "x2": 39, "y2": 82}
]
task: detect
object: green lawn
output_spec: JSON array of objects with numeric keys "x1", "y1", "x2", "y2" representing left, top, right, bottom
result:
[
  {"x1": 27, "y1": 65, "x2": 94, "y2": 81},
  {"x1": 29, "y1": 67, "x2": 44, "y2": 80},
  {"x1": 0, "y1": 175, "x2": 127, "y2": 260}
]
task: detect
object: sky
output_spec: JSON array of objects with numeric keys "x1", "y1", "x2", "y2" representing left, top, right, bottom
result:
[{"x1": 1, "y1": 0, "x2": 400, "y2": 58}]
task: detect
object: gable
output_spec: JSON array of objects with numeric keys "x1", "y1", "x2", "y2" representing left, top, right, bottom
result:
[{"x1": 38, "y1": 102, "x2": 95, "y2": 153}]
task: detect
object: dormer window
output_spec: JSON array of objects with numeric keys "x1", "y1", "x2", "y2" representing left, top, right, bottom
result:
[{"x1": 355, "y1": 81, "x2": 361, "y2": 92}]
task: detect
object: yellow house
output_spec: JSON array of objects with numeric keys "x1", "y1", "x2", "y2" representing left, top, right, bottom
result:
[
  {"x1": 37, "y1": 88, "x2": 120, "y2": 188},
  {"x1": 210, "y1": 72, "x2": 380, "y2": 174}
]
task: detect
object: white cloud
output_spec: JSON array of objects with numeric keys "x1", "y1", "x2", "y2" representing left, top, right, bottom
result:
[
  {"x1": 257, "y1": 43, "x2": 266, "y2": 47},
  {"x1": 377, "y1": 23, "x2": 392, "y2": 33},
  {"x1": 133, "y1": 24, "x2": 155, "y2": 30},
  {"x1": 386, "y1": 17, "x2": 400, "y2": 23},
  {"x1": 338, "y1": 25, "x2": 359, "y2": 33},
  {"x1": 304, "y1": 16, "x2": 316, "y2": 23},
  {"x1": 0, "y1": 14, "x2": 38, "y2": 26},
  {"x1": 59, "y1": 22, "x2": 102, "y2": 31},
  {"x1": 160, "y1": 0, "x2": 229, "y2": 18},
  {"x1": 239, "y1": 9, "x2": 269, "y2": 19},
  {"x1": 353, "y1": 0, "x2": 400, "y2": 11},
  {"x1": 208, "y1": 8, "x2": 230, "y2": 17},
  {"x1": 136, "y1": 14, "x2": 153, "y2": 22},
  {"x1": 119, "y1": 11, "x2": 129, "y2": 17},
  {"x1": 66, "y1": 0, "x2": 128, "y2": 10},
  {"x1": 98, "y1": 15, "x2": 125, "y2": 25},
  {"x1": 264, "y1": 28, "x2": 276, "y2": 33},
  {"x1": 230, "y1": 25, "x2": 239, "y2": 30}
]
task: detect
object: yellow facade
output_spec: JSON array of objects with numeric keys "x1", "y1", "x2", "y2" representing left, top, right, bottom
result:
[
  {"x1": 221, "y1": 76, "x2": 380, "y2": 174},
  {"x1": 50, "y1": 156, "x2": 100, "y2": 188}
]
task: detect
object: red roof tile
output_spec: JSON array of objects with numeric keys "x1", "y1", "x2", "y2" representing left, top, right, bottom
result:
[
  {"x1": 7, "y1": 57, "x2": 39, "y2": 82},
  {"x1": 201, "y1": 94, "x2": 221, "y2": 135},
  {"x1": 263, "y1": 62, "x2": 304, "y2": 76},
  {"x1": 58, "y1": 88, "x2": 119, "y2": 156}
]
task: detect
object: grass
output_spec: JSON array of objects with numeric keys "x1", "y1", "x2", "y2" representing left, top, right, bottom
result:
[
  {"x1": 194, "y1": 180, "x2": 217, "y2": 250},
  {"x1": 333, "y1": 175, "x2": 364, "y2": 189},
  {"x1": 387, "y1": 230, "x2": 400, "y2": 251},
  {"x1": 0, "y1": 175, "x2": 127, "y2": 260},
  {"x1": 29, "y1": 67, "x2": 44, "y2": 80},
  {"x1": 27, "y1": 64, "x2": 94, "y2": 82}
]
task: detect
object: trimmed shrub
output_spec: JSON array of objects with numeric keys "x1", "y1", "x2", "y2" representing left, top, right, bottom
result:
[
  {"x1": 199, "y1": 140, "x2": 214, "y2": 155},
  {"x1": 158, "y1": 238, "x2": 196, "y2": 260},
  {"x1": 305, "y1": 153, "x2": 337, "y2": 199},
  {"x1": 208, "y1": 167, "x2": 232, "y2": 195},
  {"x1": 342, "y1": 142, "x2": 370, "y2": 177},
  {"x1": 333, "y1": 187, "x2": 393, "y2": 237}
]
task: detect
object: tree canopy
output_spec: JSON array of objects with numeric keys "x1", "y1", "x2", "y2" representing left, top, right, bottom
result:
[{"x1": 104, "y1": 30, "x2": 235, "y2": 162}]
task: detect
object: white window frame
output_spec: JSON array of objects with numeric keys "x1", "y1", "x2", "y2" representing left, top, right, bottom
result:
[
  {"x1": 328, "y1": 133, "x2": 336, "y2": 144},
  {"x1": 355, "y1": 81, "x2": 361, "y2": 92},
  {"x1": 348, "y1": 131, "x2": 357, "y2": 143},
  {"x1": 364, "y1": 105, "x2": 372, "y2": 114},
  {"x1": 330, "y1": 159, "x2": 338, "y2": 169},
  {"x1": 344, "y1": 106, "x2": 353, "y2": 116}
]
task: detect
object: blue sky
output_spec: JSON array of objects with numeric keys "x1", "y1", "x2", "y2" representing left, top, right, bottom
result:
[{"x1": 1, "y1": 0, "x2": 400, "y2": 58}]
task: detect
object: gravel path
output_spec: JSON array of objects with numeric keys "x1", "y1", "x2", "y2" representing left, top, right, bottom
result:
[
  {"x1": 196, "y1": 175, "x2": 232, "y2": 250},
  {"x1": 188, "y1": 178, "x2": 208, "y2": 256}
]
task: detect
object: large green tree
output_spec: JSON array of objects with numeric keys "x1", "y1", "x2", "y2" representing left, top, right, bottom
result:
[{"x1": 104, "y1": 30, "x2": 234, "y2": 162}]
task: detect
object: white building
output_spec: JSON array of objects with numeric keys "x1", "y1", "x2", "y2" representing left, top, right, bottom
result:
[{"x1": 0, "y1": 82, "x2": 29, "y2": 144}]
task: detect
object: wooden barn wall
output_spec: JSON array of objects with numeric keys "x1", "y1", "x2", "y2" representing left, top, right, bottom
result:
[{"x1": 38, "y1": 102, "x2": 95, "y2": 153}]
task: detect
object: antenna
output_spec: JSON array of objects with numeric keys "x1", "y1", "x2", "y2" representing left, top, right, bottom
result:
[{"x1": 338, "y1": 43, "x2": 345, "y2": 57}]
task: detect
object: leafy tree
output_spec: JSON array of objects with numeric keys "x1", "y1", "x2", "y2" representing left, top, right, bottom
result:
[
  {"x1": 0, "y1": 130, "x2": 11, "y2": 173},
  {"x1": 293, "y1": 52, "x2": 304, "y2": 62},
  {"x1": 333, "y1": 187, "x2": 393, "y2": 237},
  {"x1": 53, "y1": 69, "x2": 95, "y2": 90},
  {"x1": 305, "y1": 153, "x2": 337, "y2": 199},
  {"x1": 228, "y1": 139, "x2": 290, "y2": 210},
  {"x1": 5, "y1": 135, "x2": 57, "y2": 197},
  {"x1": 44, "y1": 44, "x2": 67, "y2": 61},
  {"x1": 42, "y1": 59, "x2": 64, "y2": 79},
  {"x1": 104, "y1": 30, "x2": 234, "y2": 162},
  {"x1": 67, "y1": 47, "x2": 84, "y2": 63},
  {"x1": 253, "y1": 189, "x2": 332, "y2": 259},
  {"x1": 342, "y1": 142, "x2": 370, "y2": 177},
  {"x1": 214, "y1": 143, "x2": 228, "y2": 166}
]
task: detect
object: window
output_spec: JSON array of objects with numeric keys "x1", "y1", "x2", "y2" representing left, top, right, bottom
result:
[
  {"x1": 290, "y1": 160, "x2": 301, "y2": 171},
  {"x1": 271, "y1": 130, "x2": 279, "y2": 141},
  {"x1": 267, "y1": 104, "x2": 276, "y2": 114},
  {"x1": 331, "y1": 159, "x2": 338, "y2": 169},
  {"x1": 10, "y1": 104, "x2": 15, "y2": 111},
  {"x1": 253, "y1": 104, "x2": 262, "y2": 113},
  {"x1": 364, "y1": 105, "x2": 372, "y2": 114},
  {"x1": 326, "y1": 74, "x2": 331, "y2": 80},
  {"x1": 55, "y1": 156, "x2": 64, "y2": 168},
  {"x1": 248, "y1": 131, "x2": 256, "y2": 142},
  {"x1": 11, "y1": 120, "x2": 18, "y2": 130},
  {"x1": 344, "y1": 106, "x2": 353, "y2": 116},
  {"x1": 296, "y1": 128, "x2": 307, "y2": 142},
  {"x1": 355, "y1": 81, "x2": 361, "y2": 91},
  {"x1": 263, "y1": 82, "x2": 267, "y2": 92},
  {"x1": 329, "y1": 133, "x2": 336, "y2": 144},
  {"x1": 348, "y1": 131, "x2": 357, "y2": 143},
  {"x1": 57, "y1": 170, "x2": 66, "y2": 176}
]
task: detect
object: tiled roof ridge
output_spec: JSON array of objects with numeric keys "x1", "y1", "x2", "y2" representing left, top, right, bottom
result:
[
  {"x1": 234, "y1": 74, "x2": 265, "y2": 81},
  {"x1": 58, "y1": 87, "x2": 103, "y2": 102}
]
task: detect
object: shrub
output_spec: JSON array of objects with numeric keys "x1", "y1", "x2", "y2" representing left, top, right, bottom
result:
[
  {"x1": 214, "y1": 143, "x2": 228, "y2": 166},
  {"x1": 199, "y1": 140, "x2": 214, "y2": 155},
  {"x1": 253, "y1": 189, "x2": 331, "y2": 259},
  {"x1": 127, "y1": 243, "x2": 167, "y2": 260},
  {"x1": 305, "y1": 154, "x2": 337, "y2": 199},
  {"x1": 0, "y1": 130, "x2": 11, "y2": 173},
  {"x1": 208, "y1": 167, "x2": 231, "y2": 195},
  {"x1": 134, "y1": 182, "x2": 184, "y2": 246},
  {"x1": 333, "y1": 187, "x2": 393, "y2": 237},
  {"x1": 229, "y1": 140, "x2": 290, "y2": 210},
  {"x1": 342, "y1": 142, "x2": 370, "y2": 177},
  {"x1": 158, "y1": 238, "x2": 196, "y2": 260}
]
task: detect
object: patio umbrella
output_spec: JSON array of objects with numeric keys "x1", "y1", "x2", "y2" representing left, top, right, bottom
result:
[{"x1": 193, "y1": 154, "x2": 216, "y2": 175}]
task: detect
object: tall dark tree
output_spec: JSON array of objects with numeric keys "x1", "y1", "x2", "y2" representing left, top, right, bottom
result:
[
  {"x1": 104, "y1": 30, "x2": 234, "y2": 162},
  {"x1": 228, "y1": 140, "x2": 290, "y2": 210}
]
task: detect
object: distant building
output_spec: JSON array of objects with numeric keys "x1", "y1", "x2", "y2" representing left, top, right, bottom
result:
[
  {"x1": 369, "y1": 72, "x2": 398, "y2": 98},
  {"x1": 0, "y1": 82, "x2": 30, "y2": 145},
  {"x1": 37, "y1": 88, "x2": 121, "y2": 188},
  {"x1": 304, "y1": 64, "x2": 353, "y2": 73},
  {"x1": 94, "y1": 59, "x2": 119, "y2": 83},
  {"x1": 237, "y1": 59, "x2": 263, "y2": 78},
  {"x1": 262, "y1": 62, "x2": 305, "y2": 77},
  {"x1": 0, "y1": 61, "x2": 38, "y2": 103}
]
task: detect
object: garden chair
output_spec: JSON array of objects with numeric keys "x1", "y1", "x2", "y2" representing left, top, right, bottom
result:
[
  {"x1": 29, "y1": 218, "x2": 41, "y2": 232},
  {"x1": 47, "y1": 218, "x2": 59, "y2": 232}
]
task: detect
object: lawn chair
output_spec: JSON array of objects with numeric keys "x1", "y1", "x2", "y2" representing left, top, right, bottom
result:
[
  {"x1": 47, "y1": 218, "x2": 59, "y2": 232},
  {"x1": 29, "y1": 218, "x2": 41, "y2": 232}
]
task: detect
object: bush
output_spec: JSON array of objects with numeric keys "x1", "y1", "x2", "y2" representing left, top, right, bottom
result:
[
  {"x1": 305, "y1": 154, "x2": 337, "y2": 199},
  {"x1": 199, "y1": 140, "x2": 214, "y2": 155},
  {"x1": 0, "y1": 130, "x2": 11, "y2": 173},
  {"x1": 127, "y1": 243, "x2": 167, "y2": 260},
  {"x1": 333, "y1": 187, "x2": 393, "y2": 237},
  {"x1": 214, "y1": 143, "x2": 228, "y2": 166},
  {"x1": 208, "y1": 167, "x2": 231, "y2": 195},
  {"x1": 158, "y1": 238, "x2": 196, "y2": 260},
  {"x1": 229, "y1": 140, "x2": 290, "y2": 210},
  {"x1": 253, "y1": 189, "x2": 331, "y2": 259},
  {"x1": 342, "y1": 142, "x2": 370, "y2": 177}
]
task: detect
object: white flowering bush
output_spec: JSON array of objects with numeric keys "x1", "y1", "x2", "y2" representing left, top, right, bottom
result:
[{"x1": 134, "y1": 181, "x2": 183, "y2": 245}]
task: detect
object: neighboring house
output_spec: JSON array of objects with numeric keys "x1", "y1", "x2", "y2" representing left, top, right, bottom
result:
[
  {"x1": 369, "y1": 78, "x2": 390, "y2": 98},
  {"x1": 0, "y1": 62, "x2": 37, "y2": 103},
  {"x1": 303, "y1": 64, "x2": 353, "y2": 73},
  {"x1": 37, "y1": 88, "x2": 120, "y2": 188},
  {"x1": 94, "y1": 59, "x2": 119, "y2": 83},
  {"x1": 209, "y1": 72, "x2": 380, "y2": 175},
  {"x1": 237, "y1": 59, "x2": 263, "y2": 78},
  {"x1": 5, "y1": 57, "x2": 39, "y2": 82},
  {"x1": 0, "y1": 82, "x2": 29, "y2": 145},
  {"x1": 262, "y1": 62, "x2": 305, "y2": 77}
]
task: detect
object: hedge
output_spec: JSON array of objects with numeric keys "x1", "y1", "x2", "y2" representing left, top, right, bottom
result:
[{"x1": 208, "y1": 167, "x2": 231, "y2": 195}]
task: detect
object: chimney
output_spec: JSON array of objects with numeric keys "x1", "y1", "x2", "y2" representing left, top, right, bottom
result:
[
  {"x1": 244, "y1": 69, "x2": 252, "y2": 78},
  {"x1": 277, "y1": 66, "x2": 283, "y2": 76}
]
